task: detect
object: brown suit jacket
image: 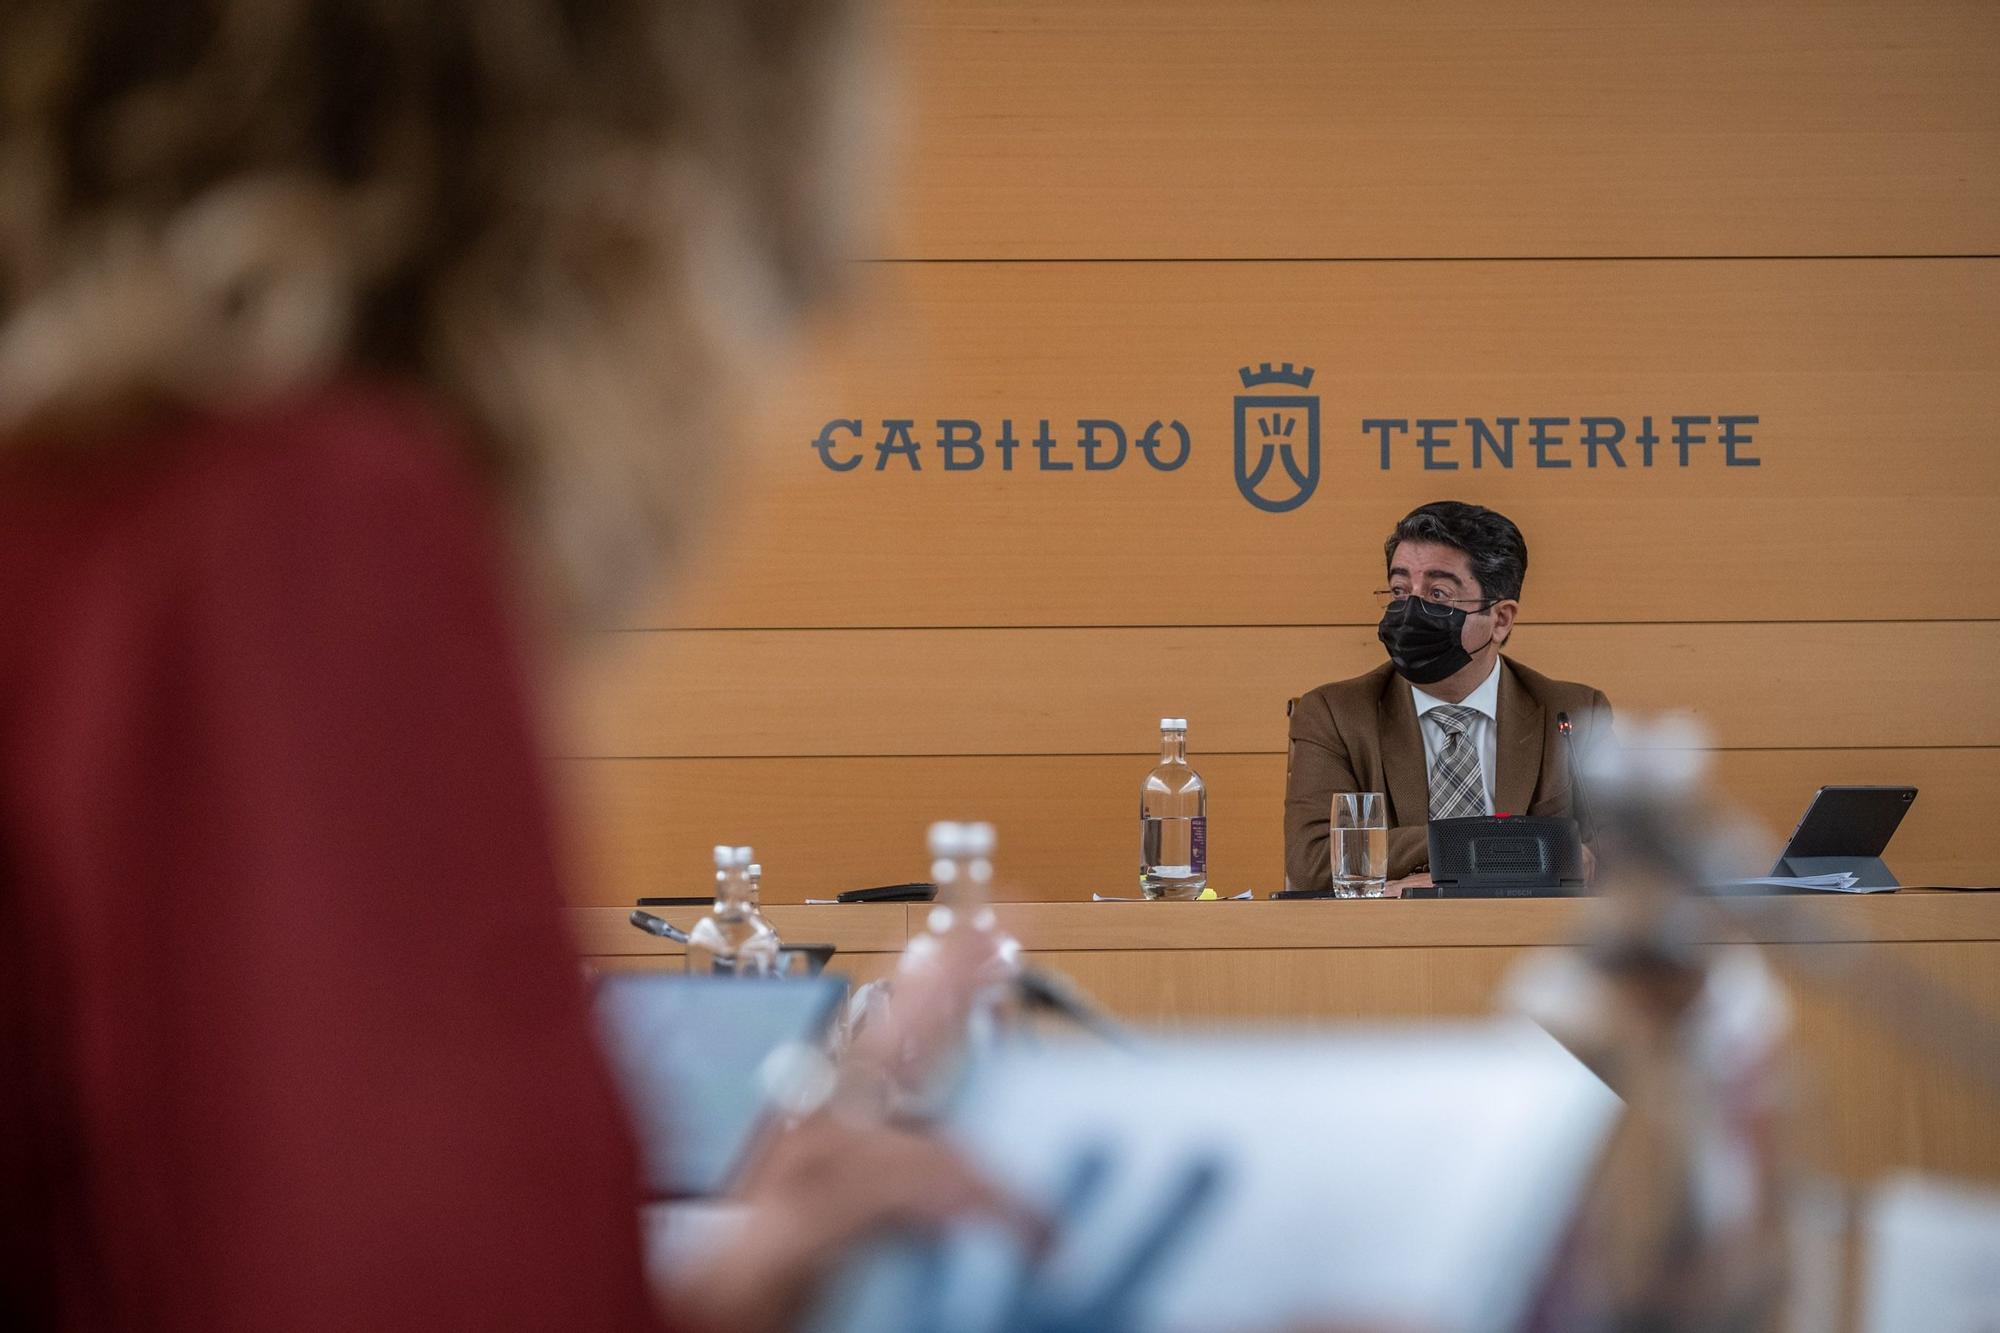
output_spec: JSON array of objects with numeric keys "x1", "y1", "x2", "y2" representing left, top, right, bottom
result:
[{"x1": 1284, "y1": 657, "x2": 1613, "y2": 889}]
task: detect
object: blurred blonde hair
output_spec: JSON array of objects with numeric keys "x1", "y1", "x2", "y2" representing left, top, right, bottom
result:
[{"x1": 0, "y1": 0, "x2": 877, "y2": 618}]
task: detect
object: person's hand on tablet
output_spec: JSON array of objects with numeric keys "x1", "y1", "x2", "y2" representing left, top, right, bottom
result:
[{"x1": 675, "y1": 1113, "x2": 1039, "y2": 1333}]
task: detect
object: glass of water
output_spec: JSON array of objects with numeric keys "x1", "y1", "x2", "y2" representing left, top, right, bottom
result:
[{"x1": 1330, "y1": 792, "x2": 1388, "y2": 897}]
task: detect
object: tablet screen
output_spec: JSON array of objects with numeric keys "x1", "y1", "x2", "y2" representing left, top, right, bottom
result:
[
  {"x1": 595, "y1": 973, "x2": 846, "y2": 1198},
  {"x1": 1778, "y1": 785, "x2": 1917, "y2": 863}
]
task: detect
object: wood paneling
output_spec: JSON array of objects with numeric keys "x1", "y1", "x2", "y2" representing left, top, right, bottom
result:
[
  {"x1": 879, "y1": 0, "x2": 2000, "y2": 259},
  {"x1": 561, "y1": 748, "x2": 2000, "y2": 904},
  {"x1": 572, "y1": 896, "x2": 2000, "y2": 961},
  {"x1": 562, "y1": 623, "x2": 2000, "y2": 759},
  {"x1": 558, "y1": 0, "x2": 2000, "y2": 1207},
  {"x1": 979, "y1": 894, "x2": 2000, "y2": 953},
  {"x1": 1045, "y1": 944, "x2": 1529, "y2": 1024},
  {"x1": 560, "y1": 753, "x2": 1290, "y2": 905},
  {"x1": 1775, "y1": 940, "x2": 2000, "y2": 1182},
  {"x1": 609, "y1": 929, "x2": 2000, "y2": 1179},
  {"x1": 571, "y1": 896, "x2": 2000, "y2": 1182},
  {"x1": 647, "y1": 259, "x2": 2000, "y2": 629},
  {"x1": 1030, "y1": 939, "x2": 2000, "y2": 1182}
]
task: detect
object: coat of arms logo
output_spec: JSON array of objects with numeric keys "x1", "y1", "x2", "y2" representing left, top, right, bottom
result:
[{"x1": 1233, "y1": 363, "x2": 1320, "y2": 512}]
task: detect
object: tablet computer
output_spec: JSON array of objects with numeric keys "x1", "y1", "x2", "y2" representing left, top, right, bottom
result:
[
  {"x1": 1771, "y1": 784, "x2": 1917, "y2": 887},
  {"x1": 594, "y1": 973, "x2": 846, "y2": 1199}
]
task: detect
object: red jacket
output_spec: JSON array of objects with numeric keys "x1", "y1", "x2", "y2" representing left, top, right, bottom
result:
[{"x1": 0, "y1": 387, "x2": 663, "y2": 1331}]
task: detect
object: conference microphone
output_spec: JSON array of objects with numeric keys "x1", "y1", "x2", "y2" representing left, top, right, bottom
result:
[
  {"x1": 628, "y1": 909, "x2": 691, "y2": 945},
  {"x1": 1555, "y1": 711, "x2": 1595, "y2": 844}
]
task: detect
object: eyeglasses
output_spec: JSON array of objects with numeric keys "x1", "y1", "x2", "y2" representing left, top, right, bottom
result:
[{"x1": 1372, "y1": 588, "x2": 1498, "y2": 615}]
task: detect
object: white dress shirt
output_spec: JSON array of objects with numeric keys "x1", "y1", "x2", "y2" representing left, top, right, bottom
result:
[{"x1": 1410, "y1": 659, "x2": 1502, "y2": 815}]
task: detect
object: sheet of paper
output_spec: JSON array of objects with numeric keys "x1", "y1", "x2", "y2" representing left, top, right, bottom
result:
[
  {"x1": 1862, "y1": 1174, "x2": 2000, "y2": 1331},
  {"x1": 1710, "y1": 873, "x2": 1887, "y2": 893},
  {"x1": 811, "y1": 1021, "x2": 1619, "y2": 1333}
]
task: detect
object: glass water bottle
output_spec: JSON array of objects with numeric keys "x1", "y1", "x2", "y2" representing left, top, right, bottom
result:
[
  {"x1": 744, "y1": 860, "x2": 781, "y2": 956},
  {"x1": 686, "y1": 844, "x2": 781, "y2": 977},
  {"x1": 1140, "y1": 717, "x2": 1208, "y2": 899}
]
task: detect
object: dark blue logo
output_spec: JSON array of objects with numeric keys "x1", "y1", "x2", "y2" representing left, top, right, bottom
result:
[
  {"x1": 805, "y1": 363, "x2": 1761, "y2": 508},
  {"x1": 1233, "y1": 364, "x2": 1320, "y2": 513}
]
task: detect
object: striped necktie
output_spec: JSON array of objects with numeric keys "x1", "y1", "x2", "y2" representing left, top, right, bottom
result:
[{"x1": 1426, "y1": 704, "x2": 1488, "y2": 820}]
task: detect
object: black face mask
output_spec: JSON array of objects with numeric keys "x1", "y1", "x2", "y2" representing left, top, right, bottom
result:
[{"x1": 1377, "y1": 598, "x2": 1493, "y2": 686}]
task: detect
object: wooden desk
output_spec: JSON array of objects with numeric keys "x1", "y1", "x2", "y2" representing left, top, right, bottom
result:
[{"x1": 574, "y1": 892, "x2": 2000, "y2": 1183}]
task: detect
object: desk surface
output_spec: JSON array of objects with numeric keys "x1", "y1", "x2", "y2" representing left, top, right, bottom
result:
[
  {"x1": 574, "y1": 891, "x2": 2000, "y2": 1184},
  {"x1": 575, "y1": 890, "x2": 2000, "y2": 958}
]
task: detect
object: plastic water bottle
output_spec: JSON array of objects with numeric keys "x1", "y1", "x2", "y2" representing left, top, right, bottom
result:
[
  {"x1": 911, "y1": 821, "x2": 1021, "y2": 1021},
  {"x1": 1140, "y1": 718, "x2": 1208, "y2": 899},
  {"x1": 921, "y1": 824, "x2": 1009, "y2": 941},
  {"x1": 838, "y1": 822, "x2": 1022, "y2": 1118},
  {"x1": 686, "y1": 845, "x2": 780, "y2": 977}
]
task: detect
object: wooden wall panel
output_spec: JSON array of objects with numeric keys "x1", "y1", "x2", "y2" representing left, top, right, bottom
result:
[
  {"x1": 562, "y1": 623, "x2": 2000, "y2": 758},
  {"x1": 1771, "y1": 941, "x2": 2000, "y2": 1183},
  {"x1": 881, "y1": 0, "x2": 2000, "y2": 259},
  {"x1": 573, "y1": 900, "x2": 2000, "y2": 1182},
  {"x1": 556, "y1": 1, "x2": 2000, "y2": 973},
  {"x1": 980, "y1": 895, "x2": 2000, "y2": 953},
  {"x1": 1044, "y1": 945, "x2": 1528, "y2": 1025},
  {"x1": 559, "y1": 754, "x2": 1287, "y2": 905},
  {"x1": 560, "y1": 747, "x2": 2000, "y2": 905},
  {"x1": 648, "y1": 259, "x2": 2000, "y2": 629},
  {"x1": 1033, "y1": 940, "x2": 2000, "y2": 1182}
]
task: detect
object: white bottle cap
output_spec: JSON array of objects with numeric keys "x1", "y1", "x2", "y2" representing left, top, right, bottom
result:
[
  {"x1": 928, "y1": 822, "x2": 995, "y2": 888},
  {"x1": 928, "y1": 821, "x2": 962, "y2": 885},
  {"x1": 712, "y1": 844, "x2": 734, "y2": 869},
  {"x1": 747, "y1": 864, "x2": 761, "y2": 878},
  {"x1": 927, "y1": 821, "x2": 997, "y2": 858},
  {"x1": 927, "y1": 821, "x2": 965, "y2": 857},
  {"x1": 1161, "y1": 717, "x2": 1187, "y2": 731},
  {"x1": 731, "y1": 845, "x2": 754, "y2": 868}
]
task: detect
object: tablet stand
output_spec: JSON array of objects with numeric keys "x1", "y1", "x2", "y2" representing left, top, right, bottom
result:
[{"x1": 1775, "y1": 855, "x2": 1899, "y2": 889}]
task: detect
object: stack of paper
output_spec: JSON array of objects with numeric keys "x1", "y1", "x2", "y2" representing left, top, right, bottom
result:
[{"x1": 1711, "y1": 872, "x2": 1883, "y2": 894}]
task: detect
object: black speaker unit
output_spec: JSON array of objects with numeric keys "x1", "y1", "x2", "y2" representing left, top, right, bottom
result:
[{"x1": 1427, "y1": 816, "x2": 1586, "y2": 898}]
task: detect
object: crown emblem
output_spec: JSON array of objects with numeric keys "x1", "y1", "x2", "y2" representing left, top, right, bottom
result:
[{"x1": 1238, "y1": 363, "x2": 1315, "y2": 389}]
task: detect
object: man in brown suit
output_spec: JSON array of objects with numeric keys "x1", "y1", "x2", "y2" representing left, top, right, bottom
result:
[{"x1": 1285, "y1": 501, "x2": 1613, "y2": 892}]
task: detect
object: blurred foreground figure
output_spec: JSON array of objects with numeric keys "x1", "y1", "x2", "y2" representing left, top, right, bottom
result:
[
  {"x1": 0, "y1": 4, "x2": 1017, "y2": 1331},
  {"x1": 1508, "y1": 724, "x2": 1793, "y2": 1330}
]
